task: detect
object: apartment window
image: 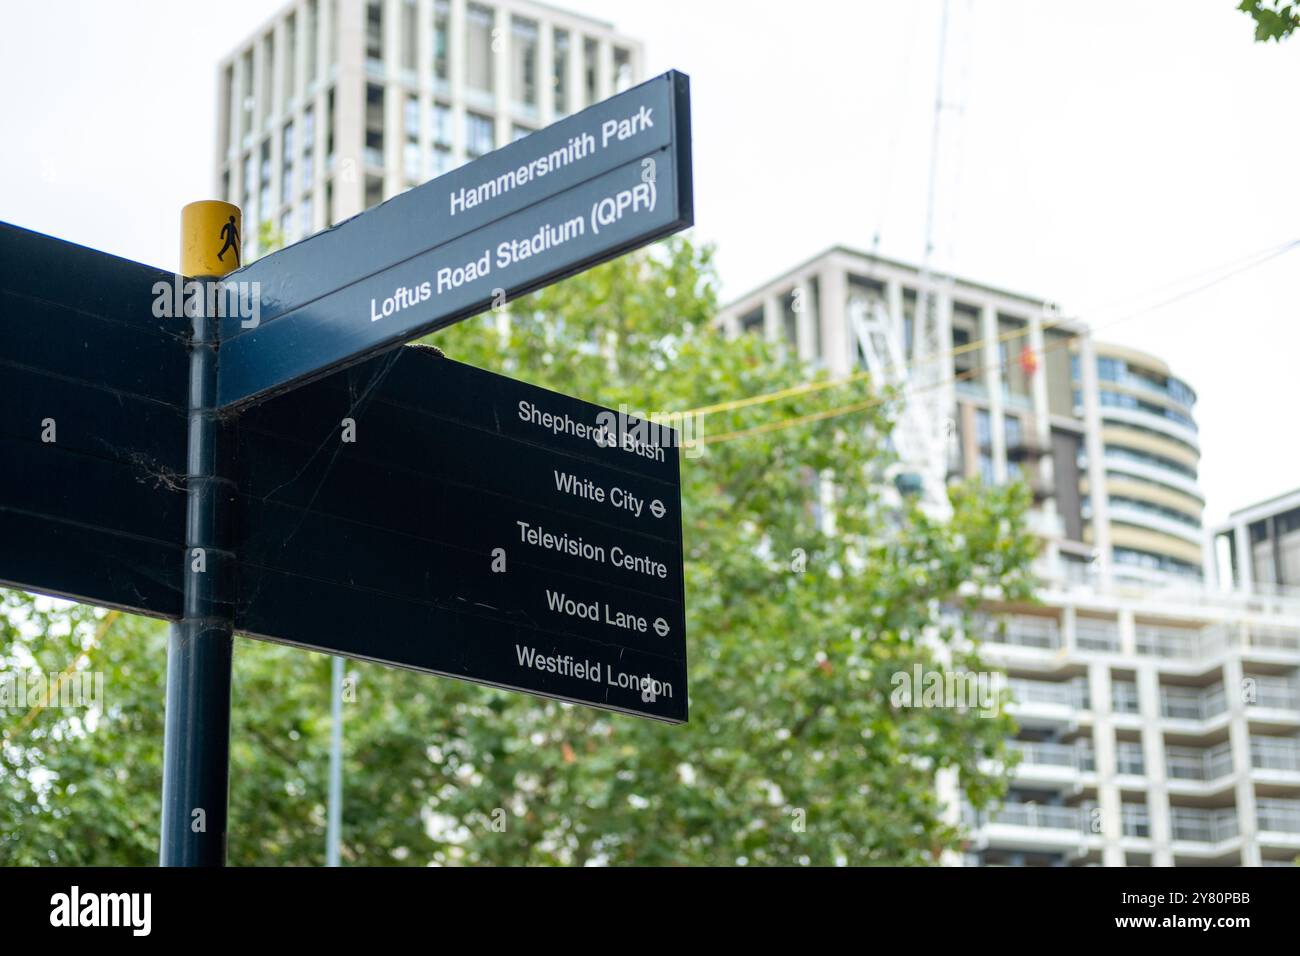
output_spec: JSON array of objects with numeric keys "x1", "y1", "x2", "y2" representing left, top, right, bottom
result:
[
  {"x1": 240, "y1": 51, "x2": 254, "y2": 139},
  {"x1": 511, "y1": 17, "x2": 539, "y2": 115},
  {"x1": 431, "y1": 145, "x2": 452, "y2": 177},
  {"x1": 220, "y1": 66, "x2": 233, "y2": 155},
  {"x1": 433, "y1": 0, "x2": 449, "y2": 88},
  {"x1": 301, "y1": 105, "x2": 315, "y2": 190},
  {"x1": 613, "y1": 46, "x2": 632, "y2": 91},
  {"x1": 1112, "y1": 680, "x2": 1140, "y2": 715},
  {"x1": 365, "y1": 174, "x2": 384, "y2": 209},
  {"x1": 403, "y1": 94, "x2": 419, "y2": 138},
  {"x1": 404, "y1": 141, "x2": 421, "y2": 183},
  {"x1": 512, "y1": 124, "x2": 533, "y2": 143},
  {"x1": 404, "y1": 94, "x2": 420, "y2": 183},
  {"x1": 304, "y1": 0, "x2": 318, "y2": 85},
  {"x1": 466, "y1": 4, "x2": 495, "y2": 97},
  {"x1": 280, "y1": 121, "x2": 295, "y2": 204},
  {"x1": 780, "y1": 291, "x2": 798, "y2": 349},
  {"x1": 401, "y1": 0, "x2": 417, "y2": 74},
  {"x1": 465, "y1": 112, "x2": 495, "y2": 159},
  {"x1": 300, "y1": 194, "x2": 315, "y2": 237},
  {"x1": 975, "y1": 408, "x2": 991, "y2": 448},
  {"x1": 279, "y1": 208, "x2": 294, "y2": 245},
  {"x1": 365, "y1": 84, "x2": 385, "y2": 169},
  {"x1": 242, "y1": 152, "x2": 255, "y2": 215},
  {"x1": 258, "y1": 140, "x2": 272, "y2": 220},
  {"x1": 583, "y1": 37, "x2": 598, "y2": 106},
  {"x1": 739, "y1": 308, "x2": 763, "y2": 336},
  {"x1": 366, "y1": 2, "x2": 384, "y2": 75},
  {"x1": 221, "y1": 170, "x2": 231, "y2": 205},
  {"x1": 430, "y1": 102, "x2": 451, "y2": 148},
  {"x1": 261, "y1": 34, "x2": 274, "y2": 117},
  {"x1": 325, "y1": 88, "x2": 335, "y2": 164},
  {"x1": 553, "y1": 29, "x2": 570, "y2": 115},
  {"x1": 284, "y1": 13, "x2": 297, "y2": 104},
  {"x1": 1004, "y1": 414, "x2": 1022, "y2": 450}
]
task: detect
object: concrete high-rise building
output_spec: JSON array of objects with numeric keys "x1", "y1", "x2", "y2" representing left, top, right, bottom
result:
[
  {"x1": 215, "y1": 0, "x2": 643, "y2": 259},
  {"x1": 1212, "y1": 487, "x2": 1300, "y2": 599},
  {"x1": 719, "y1": 246, "x2": 1206, "y2": 593},
  {"x1": 720, "y1": 248, "x2": 1300, "y2": 865}
]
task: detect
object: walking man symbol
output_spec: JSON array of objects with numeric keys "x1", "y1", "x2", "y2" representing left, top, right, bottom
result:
[{"x1": 217, "y1": 215, "x2": 240, "y2": 267}]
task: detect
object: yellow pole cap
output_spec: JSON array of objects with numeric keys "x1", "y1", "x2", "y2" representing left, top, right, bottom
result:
[{"x1": 181, "y1": 200, "x2": 243, "y2": 278}]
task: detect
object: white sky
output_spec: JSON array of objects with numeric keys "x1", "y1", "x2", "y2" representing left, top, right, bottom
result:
[{"x1": 1, "y1": 0, "x2": 1297, "y2": 526}]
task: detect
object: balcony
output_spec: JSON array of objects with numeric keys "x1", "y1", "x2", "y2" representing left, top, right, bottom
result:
[
  {"x1": 1256, "y1": 799, "x2": 1300, "y2": 837},
  {"x1": 1165, "y1": 742, "x2": 1235, "y2": 783},
  {"x1": 1169, "y1": 807, "x2": 1239, "y2": 844},
  {"x1": 1251, "y1": 736, "x2": 1300, "y2": 773},
  {"x1": 1115, "y1": 741, "x2": 1145, "y2": 776},
  {"x1": 1076, "y1": 618, "x2": 1121, "y2": 653},
  {"x1": 1008, "y1": 678, "x2": 1088, "y2": 709},
  {"x1": 995, "y1": 615, "x2": 1061, "y2": 650},
  {"x1": 1135, "y1": 624, "x2": 1202, "y2": 659},
  {"x1": 1121, "y1": 804, "x2": 1151, "y2": 838},
  {"x1": 1161, "y1": 684, "x2": 1228, "y2": 722},
  {"x1": 1246, "y1": 677, "x2": 1300, "y2": 713},
  {"x1": 1008, "y1": 740, "x2": 1095, "y2": 772}
]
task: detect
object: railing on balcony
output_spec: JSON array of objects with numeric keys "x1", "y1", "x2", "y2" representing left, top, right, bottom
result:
[
  {"x1": 1135, "y1": 625, "x2": 1200, "y2": 659},
  {"x1": 1247, "y1": 625, "x2": 1300, "y2": 653},
  {"x1": 1008, "y1": 740, "x2": 1095, "y2": 772},
  {"x1": 999, "y1": 616, "x2": 1061, "y2": 650},
  {"x1": 1075, "y1": 618, "x2": 1121, "y2": 652},
  {"x1": 1165, "y1": 742, "x2": 1235, "y2": 782},
  {"x1": 1008, "y1": 678, "x2": 1089, "y2": 710},
  {"x1": 1251, "y1": 737, "x2": 1300, "y2": 773},
  {"x1": 1247, "y1": 677, "x2": 1300, "y2": 712},
  {"x1": 1112, "y1": 681, "x2": 1141, "y2": 715},
  {"x1": 1161, "y1": 684, "x2": 1228, "y2": 721},
  {"x1": 1169, "y1": 807, "x2": 1239, "y2": 843},
  {"x1": 985, "y1": 803, "x2": 1084, "y2": 832},
  {"x1": 1256, "y1": 799, "x2": 1300, "y2": 834},
  {"x1": 1115, "y1": 741, "x2": 1146, "y2": 775},
  {"x1": 1121, "y1": 804, "x2": 1150, "y2": 838}
]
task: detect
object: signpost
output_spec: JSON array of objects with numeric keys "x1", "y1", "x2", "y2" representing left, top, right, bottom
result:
[
  {"x1": 0, "y1": 68, "x2": 693, "y2": 864},
  {"x1": 232, "y1": 347, "x2": 687, "y2": 722},
  {"x1": 216, "y1": 70, "x2": 692, "y2": 410}
]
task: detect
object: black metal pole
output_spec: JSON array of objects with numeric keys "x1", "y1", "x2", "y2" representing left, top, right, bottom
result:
[{"x1": 161, "y1": 203, "x2": 240, "y2": 866}]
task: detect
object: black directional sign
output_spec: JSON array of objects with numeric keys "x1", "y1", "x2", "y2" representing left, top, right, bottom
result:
[
  {"x1": 0, "y1": 223, "x2": 188, "y2": 617},
  {"x1": 232, "y1": 346, "x2": 687, "y2": 722},
  {"x1": 216, "y1": 70, "x2": 693, "y2": 411}
]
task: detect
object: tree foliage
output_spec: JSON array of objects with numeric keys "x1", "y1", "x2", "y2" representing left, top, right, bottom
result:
[
  {"x1": 1, "y1": 235, "x2": 1036, "y2": 865},
  {"x1": 1239, "y1": 0, "x2": 1300, "y2": 41}
]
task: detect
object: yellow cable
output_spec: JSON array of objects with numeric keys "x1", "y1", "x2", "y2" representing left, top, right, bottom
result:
[{"x1": 4, "y1": 609, "x2": 119, "y2": 740}]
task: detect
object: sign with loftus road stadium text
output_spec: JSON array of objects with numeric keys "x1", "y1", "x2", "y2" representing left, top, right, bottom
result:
[{"x1": 216, "y1": 70, "x2": 693, "y2": 410}]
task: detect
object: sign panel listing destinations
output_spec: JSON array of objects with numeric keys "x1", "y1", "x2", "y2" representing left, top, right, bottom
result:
[
  {"x1": 216, "y1": 70, "x2": 693, "y2": 410},
  {"x1": 234, "y1": 348, "x2": 687, "y2": 722}
]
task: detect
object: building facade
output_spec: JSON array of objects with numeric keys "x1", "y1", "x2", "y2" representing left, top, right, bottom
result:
[
  {"x1": 720, "y1": 248, "x2": 1300, "y2": 865},
  {"x1": 718, "y1": 246, "x2": 1207, "y2": 593},
  {"x1": 1212, "y1": 487, "x2": 1300, "y2": 599},
  {"x1": 215, "y1": 0, "x2": 642, "y2": 259}
]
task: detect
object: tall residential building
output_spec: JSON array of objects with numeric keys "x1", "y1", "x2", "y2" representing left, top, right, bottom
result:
[
  {"x1": 718, "y1": 246, "x2": 1207, "y2": 593},
  {"x1": 720, "y1": 248, "x2": 1300, "y2": 865},
  {"x1": 215, "y1": 0, "x2": 643, "y2": 259},
  {"x1": 1212, "y1": 487, "x2": 1300, "y2": 599}
]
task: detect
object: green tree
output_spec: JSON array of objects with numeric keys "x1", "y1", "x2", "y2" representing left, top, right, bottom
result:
[
  {"x1": 1, "y1": 235, "x2": 1036, "y2": 865},
  {"x1": 1239, "y1": 0, "x2": 1300, "y2": 41}
]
